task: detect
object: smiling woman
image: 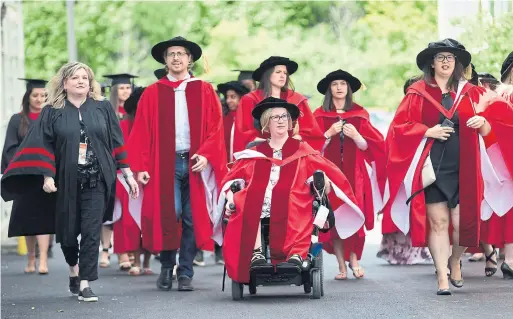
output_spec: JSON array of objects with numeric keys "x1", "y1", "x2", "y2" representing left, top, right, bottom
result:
[
  {"x1": 104, "y1": 73, "x2": 137, "y2": 119},
  {"x1": 1, "y1": 62, "x2": 140, "y2": 303},
  {"x1": 1, "y1": 78, "x2": 52, "y2": 276},
  {"x1": 381, "y1": 39, "x2": 500, "y2": 296}
]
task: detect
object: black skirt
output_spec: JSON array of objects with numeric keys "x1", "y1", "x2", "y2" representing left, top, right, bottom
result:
[
  {"x1": 425, "y1": 111, "x2": 460, "y2": 208},
  {"x1": 8, "y1": 189, "x2": 56, "y2": 237}
]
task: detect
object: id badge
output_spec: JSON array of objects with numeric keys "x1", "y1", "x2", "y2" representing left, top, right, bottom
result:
[
  {"x1": 313, "y1": 205, "x2": 330, "y2": 228},
  {"x1": 78, "y1": 143, "x2": 87, "y2": 165}
]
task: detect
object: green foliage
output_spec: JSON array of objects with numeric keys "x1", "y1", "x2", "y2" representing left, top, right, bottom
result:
[
  {"x1": 21, "y1": 0, "x2": 510, "y2": 110},
  {"x1": 455, "y1": 12, "x2": 513, "y2": 78},
  {"x1": 23, "y1": 1, "x2": 67, "y2": 79}
]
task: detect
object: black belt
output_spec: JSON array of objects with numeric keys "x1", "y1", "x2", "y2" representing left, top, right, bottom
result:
[{"x1": 176, "y1": 152, "x2": 189, "y2": 159}]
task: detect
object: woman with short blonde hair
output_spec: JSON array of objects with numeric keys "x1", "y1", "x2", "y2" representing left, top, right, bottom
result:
[{"x1": 2, "y1": 62, "x2": 139, "y2": 302}]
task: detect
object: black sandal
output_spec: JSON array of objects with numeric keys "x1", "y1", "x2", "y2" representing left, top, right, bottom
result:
[
  {"x1": 251, "y1": 247, "x2": 266, "y2": 267},
  {"x1": 485, "y1": 246, "x2": 498, "y2": 277}
]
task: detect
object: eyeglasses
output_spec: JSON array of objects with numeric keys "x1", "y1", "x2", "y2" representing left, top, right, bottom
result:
[
  {"x1": 270, "y1": 114, "x2": 290, "y2": 122},
  {"x1": 166, "y1": 51, "x2": 189, "y2": 59},
  {"x1": 434, "y1": 54, "x2": 456, "y2": 63}
]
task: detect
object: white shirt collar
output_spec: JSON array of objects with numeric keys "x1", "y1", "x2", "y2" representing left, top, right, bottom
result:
[{"x1": 167, "y1": 73, "x2": 191, "y2": 82}]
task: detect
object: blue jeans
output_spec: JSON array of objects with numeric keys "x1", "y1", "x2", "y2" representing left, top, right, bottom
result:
[{"x1": 160, "y1": 153, "x2": 195, "y2": 278}]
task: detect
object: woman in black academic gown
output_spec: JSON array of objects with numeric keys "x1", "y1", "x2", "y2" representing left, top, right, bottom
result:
[
  {"x1": 99, "y1": 73, "x2": 137, "y2": 270},
  {"x1": 1, "y1": 62, "x2": 139, "y2": 302},
  {"x1": 1, "y1": 78, "x2": 52, "y2": 275}
]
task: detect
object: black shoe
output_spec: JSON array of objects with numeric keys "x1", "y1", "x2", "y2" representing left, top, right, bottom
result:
[
  {"x1": 156, "y1": 268, "x2": 173, "y2": 291},
  {"x1": 437, "y1": 289, "x2": 452, "y2": 296},
  {"x1": 501, "y1": 262, "x2": 513, "y2": 279},
  {"x1": 69, "y1": 276, "x2": 80, "y2": 296},
  {"x1": 177, "y1": 275, "x2": 194, "y2": 291},
  {"x1": 78, "y1": 287, "x2": 98, "y2": 302}
]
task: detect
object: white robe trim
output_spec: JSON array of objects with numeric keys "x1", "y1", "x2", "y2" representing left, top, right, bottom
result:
[
  {"x1": 481, "y1": 141, "x2": 513, "y2": 219},
  {"x1": 365, "y1": 160, "x2": 384, "y2": 215},
  {"x1": 387, "y1": 135, "x2": 506, "y2": 234},
  {"x1": 212, "y1": 178, "x2": 246, "y2": 245}
]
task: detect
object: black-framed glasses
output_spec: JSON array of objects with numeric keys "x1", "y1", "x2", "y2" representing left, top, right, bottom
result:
[
  {"x1": 166, "y1": 51, "x2": 189, "y2": 59},
  {"x1": 270, "y1": 114, "x2": 290, "y2": 122},
  {"x1": 434, "y1": 54, "x2": 456, "y2": 63}
]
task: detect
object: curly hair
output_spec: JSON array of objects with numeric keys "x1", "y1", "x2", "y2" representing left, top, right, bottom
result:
[{"x1": 45, "y1": 62, "x2": 104, "y2": 109}]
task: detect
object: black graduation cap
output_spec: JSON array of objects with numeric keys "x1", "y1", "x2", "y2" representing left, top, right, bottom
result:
[
  {"x1": 232, "y1": 69, "x2": 254, "y2": 82},
  {"x1": 103, "y1": 73, "x2": 138, "y2": 86},
  {"x1": 18, "y1": 78, "x2": 47, "y2": 91}
]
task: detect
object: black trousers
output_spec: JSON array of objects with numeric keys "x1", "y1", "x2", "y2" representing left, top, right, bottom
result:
[{"x1": 61, "y1": 181, "x2": 106, "y2": 281}]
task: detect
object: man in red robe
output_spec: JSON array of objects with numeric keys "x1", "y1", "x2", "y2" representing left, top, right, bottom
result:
[{"x1": 127, "y1": 36, "x2": 227, "y2": 291}]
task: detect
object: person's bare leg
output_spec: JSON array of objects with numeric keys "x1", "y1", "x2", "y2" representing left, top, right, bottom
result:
[
  {"x1": 332, "y1": 237, "x2": 347, "y2": 279},
  {"x1": 129, "y1": 250, "x2": 141, "y2": 275},
  {"x1": 99, "y1": 226, "x2": 112, "y2": 267},
  {"x1": 36, "y1": 235, "x2": 50, "y2": 273},
  {"x1": 427, "y1": 202, "x2": 451, "y2": 290},
  {"x1": 142, "y1": 249, "x2": 153, "y2": 274},
  {"x1": 24, "y1": 236, "x2": 37, "y2": 273},
  {"x1": 254, "y1": 223, "x2": 262, "y2": 249},
  {"x1": 448, "y1": 205, "x2": 467, "y2": 281},
  {"x1": 349, "y1": 252, "x2": 364, "y2": 278}
]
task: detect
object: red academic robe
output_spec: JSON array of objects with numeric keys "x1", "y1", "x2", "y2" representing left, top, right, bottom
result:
[
  {"x1": 232, "y1": 89, "x2": 325, "y2": 153},
  {"x1": 381, "y1": 80, "x2": 493, "y2": 247},
  {"x1": 223, "y1": 111, "x2": 236, "y2": 162},
  {"x1": 479, "y1": 98, "x2": 513, "y2": 246},
  {"x1": 213, "y1": 138, "x2": 364, "y2": 284},
  {"x1": 112, "y1": 119, "x2": 142, "y2": 253},
  {"x1": 127, "y1": 77, "x2": 228, "y2": 253},
  {"x1": 313, "y1": 104, "x2": 386, "y2": 260}
]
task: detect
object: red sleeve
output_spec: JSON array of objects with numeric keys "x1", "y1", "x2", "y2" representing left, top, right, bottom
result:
[
  {"x1": 386, "y1": 93, "x2": 429, "y2": 165},
  {"x1": 127, "y1": 86, "x2": 153, "y2": 172},
  {"x1": 297, "y1": 100, "x2": 325, "y2": 151},
  {"x1": 482, "y1": 99, "x2": 513, "y2": 178},
  {"x1": 196, "y1": 83, "x2": 228, "y2": 185},
  {"x1": 233, "y1": 94, "x2": 258, "y2": 153}
]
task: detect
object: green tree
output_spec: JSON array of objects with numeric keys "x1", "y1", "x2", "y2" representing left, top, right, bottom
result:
[{"x1": 455, "y1": 12, "x2": 513, "y2": 78}]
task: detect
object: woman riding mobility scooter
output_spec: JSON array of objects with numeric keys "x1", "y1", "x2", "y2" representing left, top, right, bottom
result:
[{"x1": 212, "y1": 97, "x2": 365, "y2": 300}]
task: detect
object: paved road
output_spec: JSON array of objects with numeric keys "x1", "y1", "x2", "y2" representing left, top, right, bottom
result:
[{"x1": 2, "y1": 233, "x2": 512, "y2": 319}]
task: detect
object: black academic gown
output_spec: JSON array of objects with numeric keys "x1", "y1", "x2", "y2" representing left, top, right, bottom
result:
[
  {"x1": 1, "y1": 113, "x2": 56, "y2": 237},
  {"x1": 2, "y1": 113, "x2": 27, "y2": 173},
  {"x1": 1, "y1": 98, "x2": 129, "y2": 246}
]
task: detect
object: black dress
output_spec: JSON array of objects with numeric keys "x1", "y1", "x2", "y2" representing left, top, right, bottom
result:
[
  {"x1": 1, "y1": 113, "x2": 56, "y2": 237},
  {"x1": 1, "y1": 98, "x2": 129, "y2": 246},
  {"x1": 425, "y1": 92, "x2": 460, "y2": 208}
]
